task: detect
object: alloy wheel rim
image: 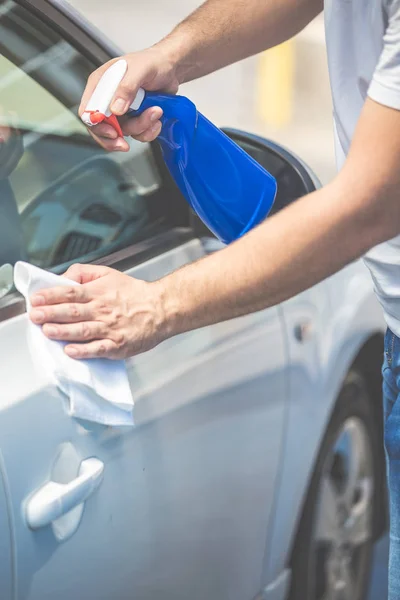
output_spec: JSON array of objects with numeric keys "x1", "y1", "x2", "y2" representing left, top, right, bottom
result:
[{"x1": 311, "y1": 416, "x2": 374, "y2": 600}]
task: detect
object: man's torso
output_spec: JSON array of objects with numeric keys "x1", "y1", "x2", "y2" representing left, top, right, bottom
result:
[{"x1": 324, "y1": 0, "x2": 400, "y2": 336}]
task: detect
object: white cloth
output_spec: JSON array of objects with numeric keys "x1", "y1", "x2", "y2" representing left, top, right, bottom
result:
[
  {"x1": 325, "y1": 0, "x2": 400, "y2": 338},
  {"x1": 14, "y1": 261, "x2": 134, "y2": 426}
]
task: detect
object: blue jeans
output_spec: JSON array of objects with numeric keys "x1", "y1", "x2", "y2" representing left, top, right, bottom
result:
[{"x1": 383, "y1": 328, "x2": 400, "y2": 598}]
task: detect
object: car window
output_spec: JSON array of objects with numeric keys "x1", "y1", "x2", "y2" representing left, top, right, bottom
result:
[{"x1": 0, "y1": 1, "x2": 169, "y2": 305}]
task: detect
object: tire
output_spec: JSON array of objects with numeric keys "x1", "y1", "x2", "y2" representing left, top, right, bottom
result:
[{"x1": 288, "y1": 369, "x2": 380, "y2": 600}]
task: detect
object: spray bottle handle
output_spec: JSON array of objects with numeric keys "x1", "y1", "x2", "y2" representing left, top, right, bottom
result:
[{"x1": 126, "y1": 90, "x2": 170, "y2": 119}]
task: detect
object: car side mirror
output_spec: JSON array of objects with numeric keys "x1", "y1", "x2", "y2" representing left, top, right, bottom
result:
[{"x1": 191, "y1": 128, "x2": 321, "y2": 238}]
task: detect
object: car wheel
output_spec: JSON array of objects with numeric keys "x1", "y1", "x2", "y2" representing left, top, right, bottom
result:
[{"x1": 288, "y1": 369, "x2": 379, "y2": 600}]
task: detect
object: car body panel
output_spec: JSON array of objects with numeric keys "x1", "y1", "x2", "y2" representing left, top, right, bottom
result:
[
  {"x1": 0, "y1": 239, "x2": 288, "y2": 600},
  {"x1": 264, "y1": 262, "x2": 385, "y2": 584}
]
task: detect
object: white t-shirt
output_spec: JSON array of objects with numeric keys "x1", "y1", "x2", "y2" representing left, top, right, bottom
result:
[{"x1": 324, "y1": 0, "x2": 400, "y2": 337}]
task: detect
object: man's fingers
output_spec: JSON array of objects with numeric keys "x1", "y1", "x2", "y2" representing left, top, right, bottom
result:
[
  {"x1": 121, "y1": 107, "x2": 163, "y2": 137},
  {"x1": 135, "y1": 121, "x2": 162, "y2": 143},
  {"x1": 65, "y1": 339, "x2": 119, "y2": 360},
  {"x1": 87, "y1": 128, "x2": 130, "y2": 152},
  {"x1": 63, "y1": 263, "x2": 111, "y2": 284},
  {"x1": 42, "y1": 320, "x2": 106, "y2": 342},
  {"x1": 89, "y1": 122, "x2": 119, "y2": 140},
  {"x1": 30, "y1": 302, "x2": 94, "y2": 325},
  {"x1": 63, "y1": 263, "x2": 88, "y2": 283},
  {"x1": 110, "y1": 68, "x2": 144, "y2": 116},
  {"x1": 30, "y1": 285, "x2": 90, "y2": 308}
]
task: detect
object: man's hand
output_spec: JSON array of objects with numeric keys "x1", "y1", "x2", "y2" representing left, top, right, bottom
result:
[
  {"x1": 79, "y1": 46, "x2": 181, "y2": 152},
  {"x1": 29, "y1": 264, "x2": 167, "y2": 360}
]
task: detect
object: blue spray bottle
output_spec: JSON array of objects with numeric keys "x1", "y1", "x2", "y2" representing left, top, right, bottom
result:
[{"x1": 82, "y1": 59, "x2": 277, "y2": 244}]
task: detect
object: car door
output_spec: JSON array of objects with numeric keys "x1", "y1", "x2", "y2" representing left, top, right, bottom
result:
[{"x1": 0, "y1": 3, "x2": 288, "y2": 600}]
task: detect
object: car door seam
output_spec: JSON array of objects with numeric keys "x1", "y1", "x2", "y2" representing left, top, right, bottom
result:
[{"x1": 0, "y1": 450, "x2": 18, "y2": 600}]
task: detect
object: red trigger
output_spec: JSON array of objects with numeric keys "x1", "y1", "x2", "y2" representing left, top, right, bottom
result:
[{"x1": 103, "y1": 114, "x2": 123, "y2": 138}]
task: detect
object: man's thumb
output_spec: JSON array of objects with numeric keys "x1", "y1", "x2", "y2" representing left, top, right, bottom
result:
[
  {"x1": 64, "y1": 263, "x2": 111, "y2": 284},
  {"x1": 110, "y1": 65, "x2": 146, "y2": 116}
]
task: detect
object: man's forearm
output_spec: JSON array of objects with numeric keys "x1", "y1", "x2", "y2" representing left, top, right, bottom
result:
[
  {"x1": 157, "y1": 96, "x2": 400, "y2": 338},
  {"x1": 158, "y1": 181, "x2": 386, "y2": 338},
  {"x1": 157, "y1": 0, "x2": 323, "y2": 84}
]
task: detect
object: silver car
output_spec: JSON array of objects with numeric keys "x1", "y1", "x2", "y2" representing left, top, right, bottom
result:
[{"x1": 0, "y1": 1, "x2": 387, "y2": 599}]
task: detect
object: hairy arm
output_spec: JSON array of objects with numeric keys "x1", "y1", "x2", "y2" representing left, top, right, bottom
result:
[
  {"x1": 160, "y1": 0, "x2": 324, "y2": 83},
  {"x1": 158, "y1": 98, "x2": 400, "y2": 335}
]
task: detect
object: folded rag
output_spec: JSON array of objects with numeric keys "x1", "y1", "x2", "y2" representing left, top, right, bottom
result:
[{"x1": 14, "y1": 261, "x2": 134, "y2": 426}]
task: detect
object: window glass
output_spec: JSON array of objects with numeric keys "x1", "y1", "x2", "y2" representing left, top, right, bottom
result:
[{"x1": 0, "y1": 0, "x2": 167, "y2": 304}]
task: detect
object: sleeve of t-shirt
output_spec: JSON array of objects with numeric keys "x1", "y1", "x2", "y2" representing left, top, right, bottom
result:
[{"x1": 368, "y1": 0, "x2": 400, "y2": 109}]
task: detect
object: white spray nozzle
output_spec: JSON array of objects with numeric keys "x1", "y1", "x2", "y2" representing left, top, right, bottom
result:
[{"x1": 81, "y1": 59, "x2": 145, "y2": 133}]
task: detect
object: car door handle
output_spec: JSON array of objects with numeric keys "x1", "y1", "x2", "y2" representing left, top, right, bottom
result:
[
  {"x1": 26, "y1": 457, "x2": 104, "y2": 530},
  {"x1": 294, "y1": 320, "x2": 314, "y2": 342}
]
